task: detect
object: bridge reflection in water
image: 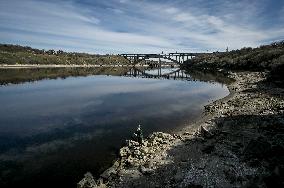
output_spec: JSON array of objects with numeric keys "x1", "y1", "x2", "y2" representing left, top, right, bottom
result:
[{"x1": 124, "y1": 67, "x2": 191, "y2": 81}]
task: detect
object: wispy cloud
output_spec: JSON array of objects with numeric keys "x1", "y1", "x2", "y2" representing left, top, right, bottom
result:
[{"x1": 0, "y1": 0, "x2": 283, "y2": 53}]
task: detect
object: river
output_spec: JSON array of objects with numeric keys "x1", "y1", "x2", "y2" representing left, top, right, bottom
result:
[{"x1": 0, "y1": 67, "x2": 230, "y2": 187}]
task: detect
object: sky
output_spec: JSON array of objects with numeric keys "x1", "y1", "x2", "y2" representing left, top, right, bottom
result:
[{"x1": 0, "y1": 0, "x2": 283, "y2": 54}]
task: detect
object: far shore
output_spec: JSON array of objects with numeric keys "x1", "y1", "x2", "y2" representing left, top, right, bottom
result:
[
  {"x1": 0, "y1": 64, "x2": 180, "y2": 69},
  {"x1": 0, "y1": 64, "x2": 132, "y2": 69}
]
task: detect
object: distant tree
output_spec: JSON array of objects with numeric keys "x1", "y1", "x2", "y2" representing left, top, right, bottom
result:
[
  {"x1": 56, "y1": 50, "x2": 64, "y2": 55},
  {"x1": 46, "y1": 49, "x2": 55, "y2": 55}
]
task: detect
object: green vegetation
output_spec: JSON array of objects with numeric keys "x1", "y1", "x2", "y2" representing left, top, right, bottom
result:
[
  {"x1": 187, "y1": 41, "x2": 284, "y2": 70},
  {"x1": 0, "y1": 44, "x2": 129, "y2": 65},
  {"x1": 186, "y1": 41, "x2": 284, "y2": 86}
]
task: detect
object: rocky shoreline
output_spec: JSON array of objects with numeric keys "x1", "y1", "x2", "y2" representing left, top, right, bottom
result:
[{"x1": 78, "y1": 71, "x2": 284, "y2": 188}]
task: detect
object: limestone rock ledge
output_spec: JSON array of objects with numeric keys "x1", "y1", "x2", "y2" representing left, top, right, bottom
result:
[{"x1": 78, "y1": 132, "x2": 182, "y2": 188}]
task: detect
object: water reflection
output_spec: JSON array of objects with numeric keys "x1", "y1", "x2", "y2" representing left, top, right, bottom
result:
[
  {"x1": 124, "y1": 67, "x2": 191, "y2": 80},
  {"x1": 0, "y1": 67, "x2": 230, "y2": 188},
  {"x1": 124, "y1": 67, "x2": 234, "y2": 85},
  {"x1": 0, "y1": 67, "x2": 129, "y2": 85}
]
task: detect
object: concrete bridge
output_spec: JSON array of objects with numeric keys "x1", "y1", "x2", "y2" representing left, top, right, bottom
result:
[{"x1": 120, "y1": 52, "x2": 209, "y2": 65}]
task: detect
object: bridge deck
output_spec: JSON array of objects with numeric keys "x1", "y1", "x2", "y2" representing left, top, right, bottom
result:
[{"x1": 119, "y1": 52, "x2": 213, "y2": 65}]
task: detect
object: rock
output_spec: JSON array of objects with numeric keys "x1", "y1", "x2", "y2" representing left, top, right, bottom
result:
[
  {"x1": 100, "y1": 161, "x2": 119, "y2": 179},
  {"x1": 133, "y1": 149, "x2": 141, "y2": 157},
  {"x1": 120, "y1": 147, "x2": 130, "y2": 157},
  {"x1": 125, "y1": 156, "x2": 139, "y2": 167},
  {"x1": 149, "y1": 132, "x2": 174, "y2": 141},
  {"x1": 144, "y1": 159, "x2": 154, "y2": 168},
  {"x1": 200, "y1": 126, "x2": 213, "y2": 138},
  {"x1": 77, "y1": 172, "x2": 97, "y2": 188},
  {"x1": 142, "y1": 140, "x2": 149, "y2": 146},
  {"x1": 139, "y1": 165, "x2": 154, "y2": 175},
  {"x1": 141, "y1": 147, "x2": 149, "y2": 154},
  {"x1": 127, "y1": 140, "x2": 140, "y2": 148},
  {"x1": 121, "y1": 169, "x2": 142, "y2": 179}
]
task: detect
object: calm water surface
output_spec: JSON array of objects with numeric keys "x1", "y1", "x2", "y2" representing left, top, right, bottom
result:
[{"x1": 0, "y1": 68, "x2": 229, "y2": 187}]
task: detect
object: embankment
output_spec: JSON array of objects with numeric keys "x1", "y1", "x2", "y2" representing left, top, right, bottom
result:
[{"x1": 78, "y1": 42, "x2": 284, "y2": 187}]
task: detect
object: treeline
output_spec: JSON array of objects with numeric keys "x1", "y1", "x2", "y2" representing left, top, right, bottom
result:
[
  {"x1": 0, "y1": 44, "x2": 129, "y2": 65},
  {"x1": 186, "y1": 41, "x2": 284, "y2": 86}
]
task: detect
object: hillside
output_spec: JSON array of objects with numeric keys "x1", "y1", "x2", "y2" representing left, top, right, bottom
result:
[
  {"x1": 185, "y1": 41, "x2": 284, "y2": 86},
  {"x1": 0, "y1": 44, "x2": 129, "y2": 65}
]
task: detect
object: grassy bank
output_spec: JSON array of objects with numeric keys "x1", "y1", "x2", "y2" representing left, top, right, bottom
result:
[
  {"x1": 185, "y1": 41, "x2": 284, "y2": 86},
  {"x1": 0, "y1": 44, "x2": 129, "y2": 65}
]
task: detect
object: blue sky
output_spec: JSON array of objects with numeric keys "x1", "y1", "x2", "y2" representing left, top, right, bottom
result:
[{"x1": 0, "y1": 0, "x2": 283, "y2": 54}]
